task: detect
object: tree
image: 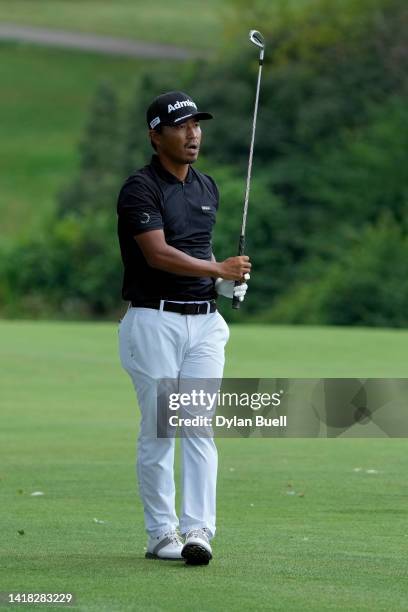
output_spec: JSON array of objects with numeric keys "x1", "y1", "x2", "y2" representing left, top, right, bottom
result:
[{"x1": 57, "y1": 81, "x2": 123, "y2": 218}]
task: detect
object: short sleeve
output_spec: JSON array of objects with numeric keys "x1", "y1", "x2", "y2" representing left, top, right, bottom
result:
[{"x1": 117, "y1": 176, "x2": 163, "y2": 235}]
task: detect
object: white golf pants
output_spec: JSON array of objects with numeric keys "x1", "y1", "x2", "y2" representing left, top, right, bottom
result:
[{"x1": 118, "y1": 304, "x2": 229, "y2": 539}]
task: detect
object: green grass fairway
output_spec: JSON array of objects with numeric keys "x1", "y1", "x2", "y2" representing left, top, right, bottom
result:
[
  {"x1": 0, "y1": 0, "x2": 222, "y2": 50},
  {"x1": 1, "y1": 320, "x2": 408, "y2": 611}
]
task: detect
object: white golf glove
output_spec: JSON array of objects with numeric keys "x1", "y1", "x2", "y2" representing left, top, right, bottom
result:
[{"x1": 215, "y1": 274, "x2": 250, "y2": 302}]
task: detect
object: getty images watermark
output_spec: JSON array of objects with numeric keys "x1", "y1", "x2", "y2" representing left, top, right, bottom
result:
[
  {"x1": 156, "y1": 378, "x2": 408, "y2": 438},
  {"x1": 166, "y1": 388, "x2": 286, "y2": 429}
]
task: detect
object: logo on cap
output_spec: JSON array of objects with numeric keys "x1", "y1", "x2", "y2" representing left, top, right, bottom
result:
[
  {"x1": 168, "y1": 100, "x2": 197, "y2": 114},
  {"x1": 150, "y1": 116, "x2": 161, "y2": 129}
]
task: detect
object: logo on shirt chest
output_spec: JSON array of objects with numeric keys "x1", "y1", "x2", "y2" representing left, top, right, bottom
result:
[{"x1": 201, "y1": 205, "x2": 211, "y2": 212}]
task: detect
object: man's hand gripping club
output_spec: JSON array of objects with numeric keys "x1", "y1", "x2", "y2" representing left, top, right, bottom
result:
[{"x1": 215, "y1": 256, "x2": 251, "y2": 303}]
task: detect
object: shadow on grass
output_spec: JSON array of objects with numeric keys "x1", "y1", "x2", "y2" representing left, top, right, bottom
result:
[{"x1": 5, "y1": 552, "x2": 213, "y2": 574}]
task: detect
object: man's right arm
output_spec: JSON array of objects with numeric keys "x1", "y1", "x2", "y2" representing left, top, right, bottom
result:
[{"x1": 135, "y1": 230, "x2": 251, "y2": 282}]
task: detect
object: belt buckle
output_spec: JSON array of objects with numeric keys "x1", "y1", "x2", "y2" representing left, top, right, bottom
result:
[{"x1": 183, "y1": 303, "x2": 201, "y2": 315}]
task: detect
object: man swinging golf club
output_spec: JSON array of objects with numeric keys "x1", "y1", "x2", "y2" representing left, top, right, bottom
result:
[{"x1": 117, "y1": 90, "x2": 251, "y2": 565}]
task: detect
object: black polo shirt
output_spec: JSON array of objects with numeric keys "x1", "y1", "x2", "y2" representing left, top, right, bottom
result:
[{"x1": 117, "y1": 154, "x2": 219, "y2": 302}]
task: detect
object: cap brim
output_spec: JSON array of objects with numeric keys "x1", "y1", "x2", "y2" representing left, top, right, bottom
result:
[{"x1": 192, "y1": 112, "x2": 213, "y2": 121}]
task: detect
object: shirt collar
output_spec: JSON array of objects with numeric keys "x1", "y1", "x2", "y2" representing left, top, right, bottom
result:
[{"x1": 151, "y1": 154, "x2": 193, "y2": 184}]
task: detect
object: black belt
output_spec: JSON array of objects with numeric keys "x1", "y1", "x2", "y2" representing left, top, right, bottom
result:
[{"x1": 131, "y1": 299, "x2": 217, "y2": 315}]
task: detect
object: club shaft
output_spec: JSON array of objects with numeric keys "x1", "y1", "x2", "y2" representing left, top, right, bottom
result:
[
  {"x1": 240, "y1": 57, "x2": 263, "y2": 237},
  {"x1": 232, "y1": 40, "x2": 264, "y2": 311}
]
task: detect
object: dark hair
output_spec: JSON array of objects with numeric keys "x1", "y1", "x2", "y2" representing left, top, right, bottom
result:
[{"x1": 150, "y1": 125, "x2": 162, "y2": 151}]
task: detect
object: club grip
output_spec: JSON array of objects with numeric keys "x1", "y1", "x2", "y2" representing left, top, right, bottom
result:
[
  {"x1": 232, "y1": 292, "x2": 241, "y2": 309},
  {"x1": 232, "y1": 235, "x2": 246, "y2": 310}
]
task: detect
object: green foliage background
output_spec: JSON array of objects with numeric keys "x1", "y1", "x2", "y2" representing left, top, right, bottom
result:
[{"x1": 1, "y1": 0, "x2": 407, "y2": 325}]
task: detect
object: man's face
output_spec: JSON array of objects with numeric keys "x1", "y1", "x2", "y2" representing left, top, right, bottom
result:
[{"x1": 150, "y1": 118, "x2": 202, "y2": 164}]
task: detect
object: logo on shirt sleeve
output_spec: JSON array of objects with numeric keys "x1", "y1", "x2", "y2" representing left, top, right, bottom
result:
[
  {"x1": 140, "y1": 212, "x2": 151, "y2": 224},
  {"x1": 201, "y1": 206, "x2": 211, "y2": 212}
]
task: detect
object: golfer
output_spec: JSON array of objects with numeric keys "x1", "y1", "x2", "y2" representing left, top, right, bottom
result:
[{"x1": 117, "y1": 91, "x2": 251, "y2": 565}]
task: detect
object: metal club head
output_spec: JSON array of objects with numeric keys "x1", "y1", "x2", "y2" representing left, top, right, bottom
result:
[{"x1": 249, "y1": 30, "x2": 265, "y2": 50}]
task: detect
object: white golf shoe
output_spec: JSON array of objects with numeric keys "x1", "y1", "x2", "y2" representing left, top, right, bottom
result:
[
  {"x1": 181, "y1": 528, "x2": 212, "y2": 565},
  {"x1": 145, "y1": 530, "x2": 183, "y2": 560}
]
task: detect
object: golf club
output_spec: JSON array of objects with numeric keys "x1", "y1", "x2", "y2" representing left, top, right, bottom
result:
[{"x1": 232, "y1": 29, "x2": 265, "y2": 309}]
